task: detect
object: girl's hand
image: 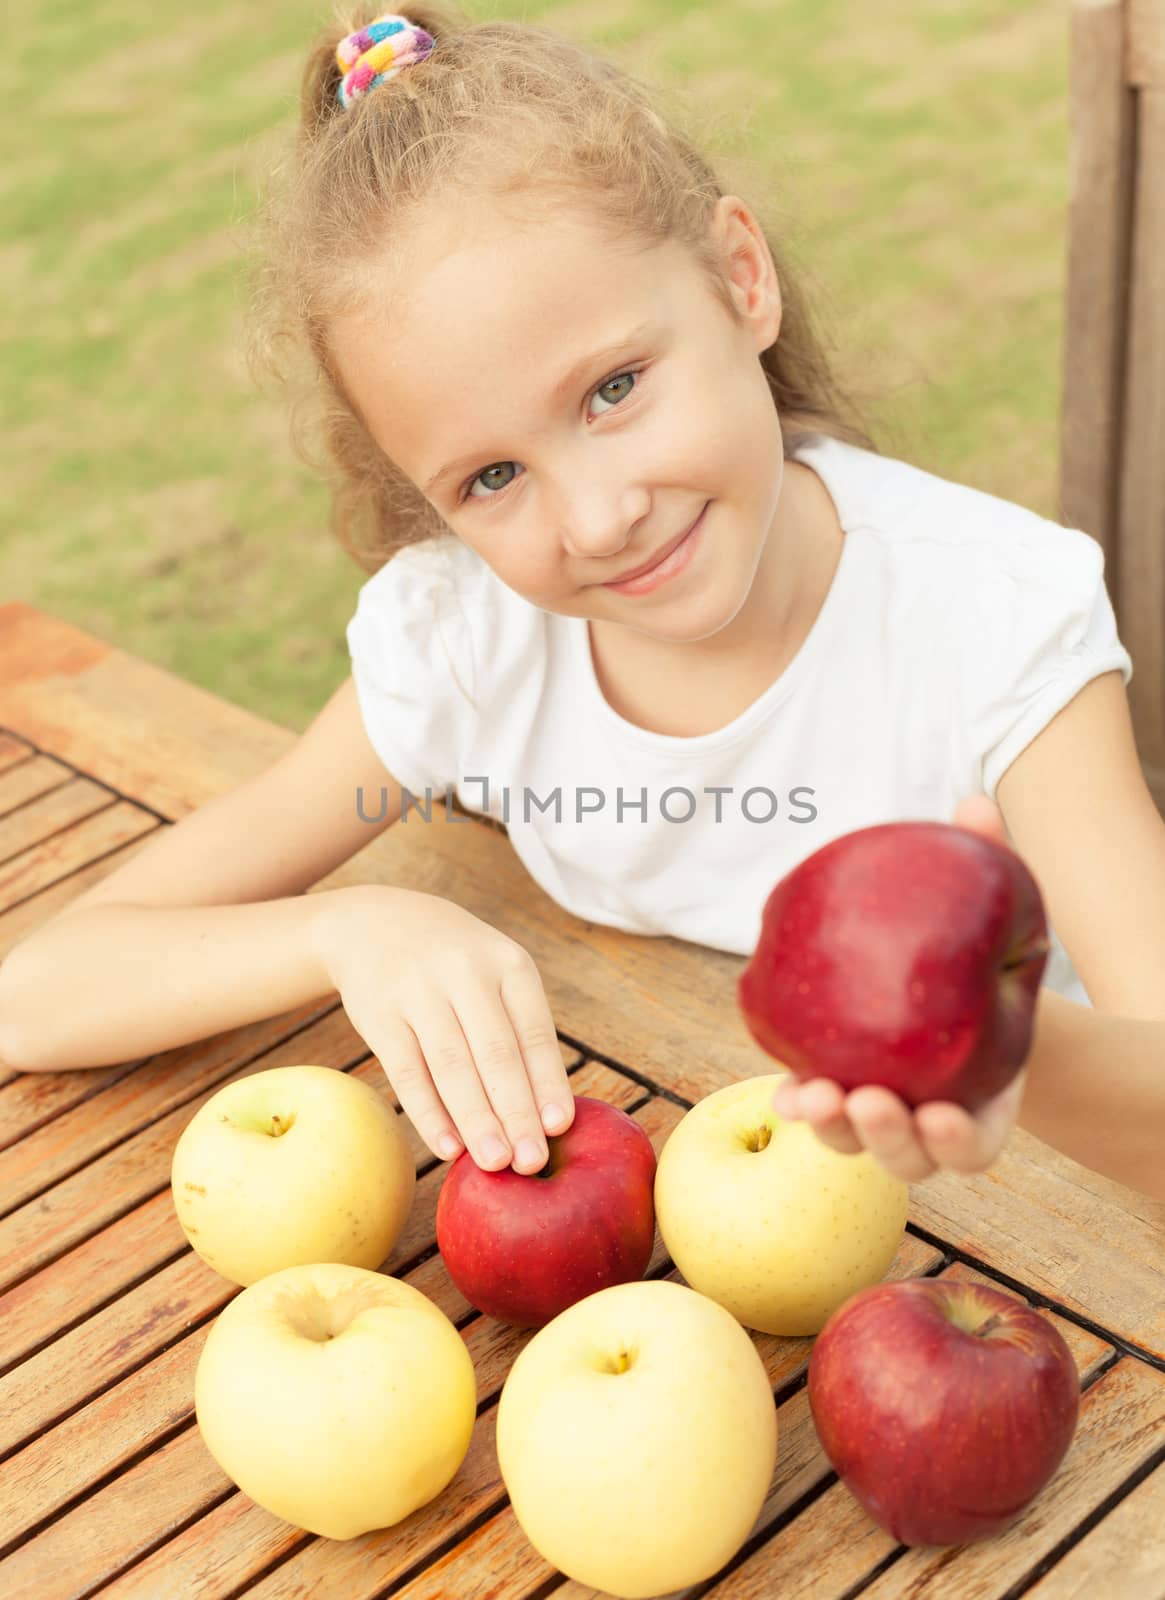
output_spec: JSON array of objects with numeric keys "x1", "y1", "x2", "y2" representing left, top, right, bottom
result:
[
  {"x1": 768, "y1": 797, "x2": 1030, "y2": 1184},
  {"x1": 313, "y1": 886, "x2": 575, "y2": 1175}
]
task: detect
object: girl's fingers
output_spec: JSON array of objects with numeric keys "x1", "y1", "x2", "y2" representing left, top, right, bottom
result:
[
  {"x1": 915, "y1": 1069, "x2": 1027, "y2": 1171},
  {"x1": 770, "y1": 1077, "x2": 800, "y2": 1118},
  {"x1": 781, "y1": 1077, "x2": 866, "y2": 1156},
  {"x1": 913, "y1": 1100, "x2": 984, "y2": 1171},
  {"x1": 499, "y1": 959, "x2": 575, "y2": 1138},
  {"x1": 402, "y1": 990, "x2": 516, "y2": 1170},
  {"x1": 844, "y1": 1085, "x2": 938, "y2": 1183},
  {"x1": 771, "y1": 1059, "x2": 1025, "y2": 1182},
  {"x1": 371, "y1": 1013, "x2": 465, "y2": 1164},
  {"x1": 448, "y1": 976, "x2": 556, "y2": 1175}
]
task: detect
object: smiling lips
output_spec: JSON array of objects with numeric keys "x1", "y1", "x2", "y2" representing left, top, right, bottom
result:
[{"x1": 601, "y1": 502, "x2": 708, "y2": 593}]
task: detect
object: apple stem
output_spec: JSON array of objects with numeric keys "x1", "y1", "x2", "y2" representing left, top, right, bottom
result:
[
  {"x1": 1002, "y1": 940, "x2": 1050, "y2": 971},
  {"x1": 973, "y1": 1314, "x2": 1004, "y2": 1338}
]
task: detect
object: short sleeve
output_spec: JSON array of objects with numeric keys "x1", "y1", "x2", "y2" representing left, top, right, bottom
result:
[
  {"x1": 345, "y1": 540, "x2": 478, "y2": 800},
  {"x1": 966, "y1": 525, "x2": 1133, "y2": 802}
]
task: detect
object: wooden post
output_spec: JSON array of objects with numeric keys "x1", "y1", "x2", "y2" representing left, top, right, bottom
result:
[{"x1": 1061, "y1": 0, "x2": 1165, "y2": 818}]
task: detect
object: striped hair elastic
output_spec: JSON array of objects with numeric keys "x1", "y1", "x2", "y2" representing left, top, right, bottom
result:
[{"x1": 336, "y1": 15, "x2": 436, "y2": 109}]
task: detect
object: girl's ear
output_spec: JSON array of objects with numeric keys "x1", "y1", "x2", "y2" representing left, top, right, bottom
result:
[{"x1": 711, "y1": 194, "x2": 782, "y2": 348}]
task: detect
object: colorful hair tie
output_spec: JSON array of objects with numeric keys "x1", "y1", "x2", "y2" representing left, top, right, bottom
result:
[{"x1": 335, "y1": 14, "x2": 436, "y2": 109}]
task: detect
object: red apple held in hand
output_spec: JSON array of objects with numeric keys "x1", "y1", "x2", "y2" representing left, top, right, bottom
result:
[
  {"x1": 436, "y1": 1095, "x2": 657, "y2": 1329},
  {"x1": 808, "y1": 1279, "x2": 1079, "y2": 1546},
  {"x1": 738, "y1": 821, "x2": 1050, "y2": 1110}
]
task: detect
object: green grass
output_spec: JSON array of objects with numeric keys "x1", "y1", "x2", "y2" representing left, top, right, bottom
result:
[{"x1": 1, "y1": 0, "x2": 1074, "y2": 732}]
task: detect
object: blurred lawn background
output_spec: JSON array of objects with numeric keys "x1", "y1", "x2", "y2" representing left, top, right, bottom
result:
[{"x1": 2, "y1": 0, "x2": 1074, "y2": 733}]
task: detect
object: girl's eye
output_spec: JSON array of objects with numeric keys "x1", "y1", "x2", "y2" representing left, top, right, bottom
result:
[{"x1": 460, "y1": 368, "x2": 642, "y2": 504}]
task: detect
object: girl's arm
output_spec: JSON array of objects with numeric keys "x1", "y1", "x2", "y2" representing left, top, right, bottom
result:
[
  {"x1": 772, "y1": 670, "x2": 1165, "y2": 1201},
  {"x1": 0, "y1": 676, "x2": 400, "y2": 1071},
  {"x1": 994, "y1": 668, "x2": 1165, "y2": 1194},
  {"x1": 991, "y1": 670, "x2": 1165, "y2": 1021},
  {"x1": 0, "y1": 891, "x2": 356, "y2": 1072},
  {"x1": 1013, "y1": 988, "x2": 1164, "y2": 1200}
]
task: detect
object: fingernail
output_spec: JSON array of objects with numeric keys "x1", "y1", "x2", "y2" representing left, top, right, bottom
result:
[
  {"x1": 542, "y1": 1102, "x2": 566, "y2": 1132},
  {"x1": 516, "y1": 1137, "x2": 545, "y2": 1170},
  {"x1": 438, "y1": 1134, "x2": 462, "y2": 1160},
  {"x1": 482, "y1": 1135, "x2": 509, "y2": 1165}
]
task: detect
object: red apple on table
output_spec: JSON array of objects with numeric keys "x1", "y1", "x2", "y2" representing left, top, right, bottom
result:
[
  {"x1": 435, "y1": 1094, "x2": 657, "y2": 1329},
  {"x1": 808, "y1": 1278, "x2": 1079, "y2": 1546},
  {"x1": 737, "y1": 821, "x2": 1050, "y2": 1110}
]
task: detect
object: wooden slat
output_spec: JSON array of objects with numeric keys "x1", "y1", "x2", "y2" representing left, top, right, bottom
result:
[
  {"x1": 0, "y1": 604, "x2": 290, "y2": 819},
  {"x1": 0, "y1": 777, "x2": 119, "y2": 867},
  {"x1": 0, "y1": 1190, "x2": 188, "y2": 1374},
  {"x1": 1060, "y1": 0, "x2": 1136, "y2": 572},
  {"x1": 1118, "y1": 85, "x2": 1165, "y2": 787},
  {"x1": 0, "y1": 802, "x2": 160, "y2": 914},
  {"x1": 1062, "y1": 3, "x2": 1165, "y2": 818},
  {"x1": 0, "y1": 1426, "x2": 228, "y2": 1600},
  {"x1": 0, "y1": 756, "x2": 72, "y2": 814},
  {"x1": 0, "y1": 1058, "x2": 145, "y2": 1154},
  {"x1": 0, "y1": 832, "x2": 158, "y2": 962},
  {"x1": 0, "y1": 733, "x2": 35, "y2": 775},
  {"x1": 908, "y1": 1126, "x2": 1165, "y2": 1360},
  {"x1": 1128, "y1": 0, "x2": 1165, "y2": 87},
  {"x1": 0, "y1": 1327, "x2": 212, "y2": 1554},
  {"x1": 0, "y1": 755, "x2": 76, "y2": 818},
  {"x1": 1024, "y1": 1460, "x2": 1165, "y2": 1596}
]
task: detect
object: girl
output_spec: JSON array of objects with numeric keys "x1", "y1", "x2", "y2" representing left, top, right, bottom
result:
[{"x1": 3, "y1": 6, "x2": 1164, "y2": 1200}]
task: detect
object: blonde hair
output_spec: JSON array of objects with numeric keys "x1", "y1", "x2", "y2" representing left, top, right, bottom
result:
[{"x1": 246, "y1": 2, "x2": 883, "y2": 574}]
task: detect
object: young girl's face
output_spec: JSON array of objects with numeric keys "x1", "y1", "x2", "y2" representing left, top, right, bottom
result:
[{"x1": 329, "y1": 195, "x2": 786, "y2": 644}]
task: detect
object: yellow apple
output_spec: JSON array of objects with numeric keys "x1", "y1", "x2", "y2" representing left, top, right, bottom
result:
[
  {"x1": 195, "y1": 1261, "x2": 477, "y2": 1538},
  {"x1": 654, "y1": 1074, "x2": 908, "y2": 1336},
  {"x1": 172, "y1": 1064, "x2": 415, "y2": 1286},
  {"x1": 496, "y1": 1278, "x2": 777, "y2": 1598}
]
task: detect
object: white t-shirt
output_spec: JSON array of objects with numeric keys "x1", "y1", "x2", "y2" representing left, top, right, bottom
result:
[{"x1": 346, "y1": 433, "x2": 1133, "y2": 1007}]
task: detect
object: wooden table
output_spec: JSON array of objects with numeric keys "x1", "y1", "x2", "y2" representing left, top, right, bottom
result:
[{"x1": 2, "y1": 601, "x2": 1163, "y2": 1600}]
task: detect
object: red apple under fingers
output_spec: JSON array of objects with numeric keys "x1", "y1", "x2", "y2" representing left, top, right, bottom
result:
[
  {"x1": 738, "y1": 821, "x2": 1050, "y2": 1110},
  {"x1": 808, "y1": 1278, "x2": 1080, "y2": 1546},
  {"x1": 435, "y1": 1094, "x2": 657, "y2": 1329}
]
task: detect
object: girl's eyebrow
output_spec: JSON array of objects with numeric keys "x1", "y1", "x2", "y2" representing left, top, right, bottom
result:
[{"x1": 422, "y1": 318, "x2": 658, "y2": 496}]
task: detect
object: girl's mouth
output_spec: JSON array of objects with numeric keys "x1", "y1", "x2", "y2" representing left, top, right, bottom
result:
[{"x1": 601, "y1": 502, "x2": 709, "y2": 596}]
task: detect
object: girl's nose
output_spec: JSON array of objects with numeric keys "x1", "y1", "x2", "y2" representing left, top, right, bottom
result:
[{"x1": 557, "y1": 494, "x2": 650, "y2": 561}]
